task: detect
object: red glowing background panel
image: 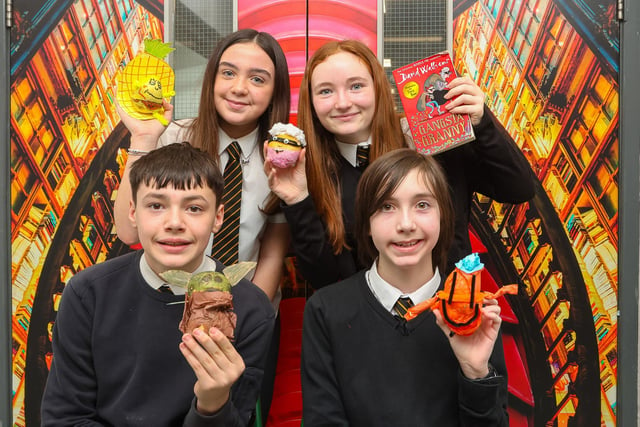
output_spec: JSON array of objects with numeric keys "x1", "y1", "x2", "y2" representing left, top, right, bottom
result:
[{"x1": 238, "y1": 0, "x2": 378, "y2": 119}]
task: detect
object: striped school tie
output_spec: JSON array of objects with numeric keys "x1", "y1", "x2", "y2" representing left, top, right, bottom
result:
[
  {"x1": 212, "y1": 141, "x2": 242, "y2": 265},
  {"x1": 393, "y1": 297, "x2": 414, "y2": 318},
  {"x1": 356, "y1": 144, "x2": 370, "y2": 168}
]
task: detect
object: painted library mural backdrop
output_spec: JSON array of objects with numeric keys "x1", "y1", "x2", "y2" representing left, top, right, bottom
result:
[
  {"x1": 10, "y1": 1, "x2": 163, "y2": 425},
  {"x1": 9, "y1": 0, "x2": 618, "y2": 426},
  {"x1": 451, "y1": 0, "x2": 618, "y2": 424}
]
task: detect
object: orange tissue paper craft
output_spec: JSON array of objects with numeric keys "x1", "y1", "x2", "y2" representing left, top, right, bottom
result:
[
  {"x1": 404, "y1": 253, "x2": 518, "y2": 335},
  {"x1": 117, "y1": 38, "x2": 176, "y2": 126}
]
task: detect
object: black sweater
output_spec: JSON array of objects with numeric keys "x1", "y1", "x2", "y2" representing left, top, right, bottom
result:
[
  {"x1": 284, "y1": 106, "x2": 535, "y2": 288},
  {"x1": 301, "y1": 271, "x2": 509, "y2": 427},
  {"x1": 41, "y1": 250, "x2": 275, "y2": 427}
]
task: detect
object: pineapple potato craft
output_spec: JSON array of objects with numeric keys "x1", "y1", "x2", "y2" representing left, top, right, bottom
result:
[
  {"x1": 117, "y1": 39, "x2": 175, "y2": 126},
  {"x1": 267, "y1": 122, "x2": 306, "y2": 168},
  {"x1": 160, "y1": 262, "x2": 256, "y2": 341}
]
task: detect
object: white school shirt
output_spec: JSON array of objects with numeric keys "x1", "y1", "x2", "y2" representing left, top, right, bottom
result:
[
  {"x1": 158, "y1": 119, "x2": 285, "y2": 266},
  {"x1": 365, "y1": 260, "x2": 441, "y2": 315},
  {"x1": 335, "y1": 137, "x2": 372, "y2": 167},
  {"x1": 140, "y1": 252, "x2": 217, "y2": 295}
]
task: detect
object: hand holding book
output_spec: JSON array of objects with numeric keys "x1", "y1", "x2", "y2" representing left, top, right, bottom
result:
[
  {"x1": 439, "y1": 75, "x2": 486, "y2": 126},
  {"x1": 393, "y1": 52, "x2": 477, "y2": 155}
]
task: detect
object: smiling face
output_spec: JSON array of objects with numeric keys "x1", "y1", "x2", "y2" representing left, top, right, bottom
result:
[
  {"x1": 132, "y1": 77, "x2": 163, "y2": 106},
  {"x1": 369, "y1": 169, "x2": 440, "y2": 284},
  {"x1": 214, "y1": 42, "x2": 276, "y2": 138},
  {"x1": 129, "y1": 183, "x2": 224, "y2": 275},
  {"x1": 310, "y1": 51, "x2": 376, "y2": 144}
]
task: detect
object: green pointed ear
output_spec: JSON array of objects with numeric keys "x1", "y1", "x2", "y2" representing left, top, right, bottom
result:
[
  {"x1": 159, "y1": 270, "x2": 191, "y2": 288},
  {"x1": 223, "y1": 261, "x2": 257, "y2": 287}
]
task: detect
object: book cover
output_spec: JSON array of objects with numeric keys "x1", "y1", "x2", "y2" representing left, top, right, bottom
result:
[{"x1": 393, "y1": 52, "x2": 475, "y2": 155}]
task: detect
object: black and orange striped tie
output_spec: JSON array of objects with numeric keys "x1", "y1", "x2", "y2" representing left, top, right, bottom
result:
[
  {"x1": 356, "y1": 144, "x2": 370, "y2": 168},
  {"x1": 393, "y1": 297, "x2": 414, "y2": 318},
  {"x1": 212, "y1": 141, "x2": 242, "y2": 265}
]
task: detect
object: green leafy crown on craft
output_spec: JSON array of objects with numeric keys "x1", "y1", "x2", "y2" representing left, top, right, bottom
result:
[{"x1": 143, "y1": 38, "x2": 175, "y2": 60}]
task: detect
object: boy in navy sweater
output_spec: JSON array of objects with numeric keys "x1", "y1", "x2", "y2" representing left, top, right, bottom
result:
[
  {"x1": 42, "y1": 142, "x2": 274, "y2": 426},
  {"x1": 302, "y1": 149, "x2": 509, "y2": 426}
]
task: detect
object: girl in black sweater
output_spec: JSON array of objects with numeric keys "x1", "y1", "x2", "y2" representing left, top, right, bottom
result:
[{"x1": 265, "y1": 39, "x2": 534, "y2": 289}]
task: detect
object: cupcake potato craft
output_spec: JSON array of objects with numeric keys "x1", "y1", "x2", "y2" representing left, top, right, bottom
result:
[{"x1": 267, "y1": 122, "x2": 306, "y2": 168}]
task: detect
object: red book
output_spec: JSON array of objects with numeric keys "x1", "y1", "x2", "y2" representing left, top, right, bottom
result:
[{"x1": 393, "y1": 52, "x2": 475, "y2": 155}]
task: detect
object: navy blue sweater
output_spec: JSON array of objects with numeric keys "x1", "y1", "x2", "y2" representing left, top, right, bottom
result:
[
  {"x1": 302, "y1": 271, "x2": 509, "y2": 427},
  {"x1": 42, "y1": 250, "x2": 274, "y2": 427}
]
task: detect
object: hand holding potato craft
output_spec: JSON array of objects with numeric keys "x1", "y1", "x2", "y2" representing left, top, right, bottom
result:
[{"x1": 117, "y1": 39, "x2": 175, "y2": 125}]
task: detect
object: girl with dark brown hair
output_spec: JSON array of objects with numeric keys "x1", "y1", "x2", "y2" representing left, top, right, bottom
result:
[{"x1": 115, "y1": 29, "x2": 291, "y2": 301}]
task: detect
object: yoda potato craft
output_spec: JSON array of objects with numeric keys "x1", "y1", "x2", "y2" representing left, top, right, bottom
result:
[{"x1": 160, "y1": 262, "x2": 256, "y2": 340}]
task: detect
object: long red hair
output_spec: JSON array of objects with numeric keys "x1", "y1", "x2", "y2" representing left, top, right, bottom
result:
[{"x1": 298, "y1": 40, "x2": 406, "y2": 253}]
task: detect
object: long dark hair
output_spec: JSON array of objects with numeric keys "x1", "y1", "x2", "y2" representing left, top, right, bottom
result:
[{"x1": 186, "y1": 29, "x2": 290, "y2": 166}]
